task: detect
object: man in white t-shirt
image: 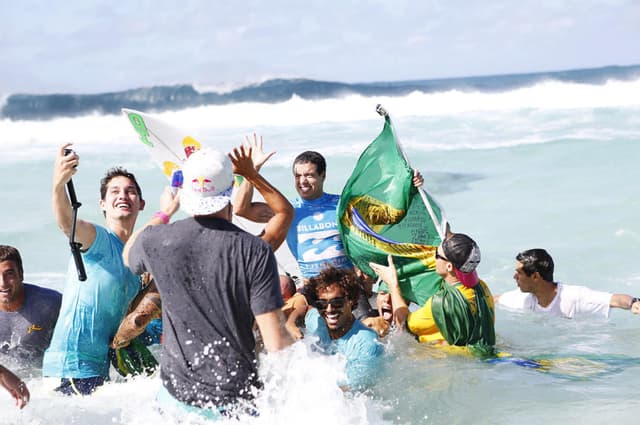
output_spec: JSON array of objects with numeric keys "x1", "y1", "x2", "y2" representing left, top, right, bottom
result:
[{"x1": 495, "y1": 249, "x2": 640, "y2": 319}]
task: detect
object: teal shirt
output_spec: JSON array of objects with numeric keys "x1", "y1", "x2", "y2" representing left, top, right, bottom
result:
[
  {"x1": 305, "y1": 308, "x2": 383, "y2": 390},
  {"x1": 43, "y1": 225, "x2": 141, "y2": 378}
]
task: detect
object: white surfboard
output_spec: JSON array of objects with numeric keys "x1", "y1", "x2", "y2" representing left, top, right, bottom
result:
[{"x1": 121, "y1": 108, "x2": 201, "y2": 180}]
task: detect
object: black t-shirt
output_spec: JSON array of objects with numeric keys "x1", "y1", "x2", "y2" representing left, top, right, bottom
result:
[{"x1": 128, "y1": 217, "x2": 282, "y2": 408}]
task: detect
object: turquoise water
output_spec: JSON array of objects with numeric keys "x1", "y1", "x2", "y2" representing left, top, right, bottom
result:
[{"x1": 2, "y1": 80, "x2": 640, "y2": 423}]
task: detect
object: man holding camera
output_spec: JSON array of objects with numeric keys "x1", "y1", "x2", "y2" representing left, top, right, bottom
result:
[{"x1": 42, "y1": 144, "x2": 146, "y2": 395}]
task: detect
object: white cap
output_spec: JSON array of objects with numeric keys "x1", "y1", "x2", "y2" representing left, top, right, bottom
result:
[
  {"x1": 458, "y1": 243, "x2": 481, "y2": 273},
  {"x1": 180, "y1": 148, "x2": 233, "y2": 216}
]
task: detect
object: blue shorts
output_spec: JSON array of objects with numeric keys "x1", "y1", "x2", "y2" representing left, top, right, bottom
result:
[
  {"x1": 55, "y1": 376, "x2": 107, "y2": 396},
  {"x1": 155, "y1": 386, "x2": 259, "y2": 420},
  {"x1": 156, "y1": 385, "x2": 224, "y2": 421}
]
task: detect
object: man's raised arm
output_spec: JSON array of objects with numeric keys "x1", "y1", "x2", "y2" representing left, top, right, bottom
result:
[
  {"x1": 52, "y1": 143, "x2": 96, "y2": 250},
  {"x1": 229, "y1": 143, "x2": 293, "y2": 250}
]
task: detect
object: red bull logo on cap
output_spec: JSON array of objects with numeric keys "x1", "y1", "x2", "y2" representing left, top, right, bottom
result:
[{"x1": 191, "y1": 176, "x2": 215, "y2": 193}]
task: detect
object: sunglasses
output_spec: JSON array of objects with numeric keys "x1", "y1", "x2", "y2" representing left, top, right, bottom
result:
[
  {"x1": 435, "y1": 250, "x2": 449, "y2": 262},
  {"x1": 315, "y1": 296, "x2": 347, "y2": 311}
]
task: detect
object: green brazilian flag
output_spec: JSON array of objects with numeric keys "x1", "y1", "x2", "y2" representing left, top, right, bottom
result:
[{"x1": 337, "y1": 112, "x2": 448, "y2": 305}]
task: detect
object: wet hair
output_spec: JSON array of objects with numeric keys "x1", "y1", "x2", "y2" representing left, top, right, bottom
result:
[
  {"x1": 0, "y1": 245, "x2": 23, "y2": 276},
  {"x1": 306, "y1": 266, "x2": 360, "y2": 306},
  {"x1": 100, "y1": 167, "x2": 143, "y2": 201},
  {"x1": 292, "y1": 151, "x2": 326, "y2": 177},
  {"x1": 516, "y1": 249, "x2": 554, "y2": 282},
  {"x1": 441, "y1": 233, "x2": 480, "y2": 272}
]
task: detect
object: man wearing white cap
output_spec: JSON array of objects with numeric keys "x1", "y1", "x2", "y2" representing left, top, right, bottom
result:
[{"x1": 123, "y1": 146, "x2": 293, "y2": 419}]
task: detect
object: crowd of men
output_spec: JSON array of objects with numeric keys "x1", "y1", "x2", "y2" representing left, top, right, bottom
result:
[{"x1": 2, "y1": 136, "x2": 638, "y2": 416}]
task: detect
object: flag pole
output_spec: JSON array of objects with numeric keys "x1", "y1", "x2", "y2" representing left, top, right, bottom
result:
[{"x1": 375, "y1": 104, "x2": 447, "y2": 240}]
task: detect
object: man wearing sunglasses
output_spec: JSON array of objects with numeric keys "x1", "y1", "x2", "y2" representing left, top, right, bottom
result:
[
  {"x1": 370, "y1": 233, "x2": 496, "y2": 357},
  {"x1": 303, "y1": 266, "x2": 383, "y2": 391},
  {"x1": 495, "y1": 248, "x2": 640, "y2": 318}
]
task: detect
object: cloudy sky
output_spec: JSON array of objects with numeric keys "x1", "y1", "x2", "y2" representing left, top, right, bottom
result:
[{"x1": 2, "y1": 0, "x2": 639, "y2": 94}]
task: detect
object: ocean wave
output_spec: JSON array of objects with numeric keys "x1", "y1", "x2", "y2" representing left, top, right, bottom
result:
[
  {"x1": 1, "y1": 97, "x2": 638, "y2": 162},
  {"x1": 2, "y1": 65, "x2": 639, "y2": 121}
]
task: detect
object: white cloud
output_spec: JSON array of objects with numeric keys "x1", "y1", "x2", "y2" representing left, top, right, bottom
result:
[{"x1": 1, "y1": 0, "x2": 639, "y2": 93}]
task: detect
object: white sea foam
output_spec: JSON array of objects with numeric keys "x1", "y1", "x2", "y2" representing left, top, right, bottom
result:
[
  {"x1": 1, "y1": 340, "x2": 389, "y2": 425},
  {"x1": 1, "y1": 78, "x2": 639, "y2": 160}
]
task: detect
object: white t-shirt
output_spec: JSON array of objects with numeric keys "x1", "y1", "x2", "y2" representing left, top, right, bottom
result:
[{"x1": 497, "y1": 283, "x2": 612, "y2": 319}]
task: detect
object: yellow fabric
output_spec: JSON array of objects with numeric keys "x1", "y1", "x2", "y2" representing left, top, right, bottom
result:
[{"x1": 406, "y1": 280, "x2": 494, "y2": 344}]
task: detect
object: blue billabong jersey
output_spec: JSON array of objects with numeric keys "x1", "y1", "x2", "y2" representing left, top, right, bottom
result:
[{"x1": 286, "y1": 193, "x2": 353, "y2": 278}]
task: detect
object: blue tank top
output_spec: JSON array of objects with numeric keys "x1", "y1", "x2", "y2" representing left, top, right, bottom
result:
[{"x1": 43, "y1": 225, "x2": 141, "y2": 378}]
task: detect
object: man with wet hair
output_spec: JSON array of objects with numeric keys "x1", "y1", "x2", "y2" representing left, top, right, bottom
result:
[
  {"x1": 285, "y1": 150, "x2": 355, "y2": 278},
  {"x1": 235, "y1": 144, "x2": 422, "y2": 338},
  {"x1": 370, "y1": 233, "x2": 496, "y2": 357},
  {"x1": 304, "y1": 266, "x2": 383, "y2": 391},
  {"x1": 123, "y1": 145, "x2": 293, "y2": 419},
  {"x1": 495, "y1": 248, "x2": 640, "y2": 318},
  {"x1": 43, "y1": 144, "x2": 146, "y2": 396},
  {"x1": 0, "y1": 245, "x2": 61, "y2": 367},
  {"x1": 112, "y1": 136, "x2": 294, "y2": 353}
]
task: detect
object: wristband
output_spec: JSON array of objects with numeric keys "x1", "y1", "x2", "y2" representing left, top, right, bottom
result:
[
  {"x1": 152, "y1": 211, "x2": 170, "y2": 224},
  {"x1": 631, "y1": 297, "x2": 640, "y2": 308}
]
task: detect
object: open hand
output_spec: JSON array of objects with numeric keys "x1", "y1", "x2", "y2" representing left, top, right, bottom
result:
[
  {"x1": 0, "y1": 366, "x2": 29, "y2": 409},
  {"x1": 243, "y1": 133, "x2": 275, "y2": 171},
  {"x1": 228, "y1": 145, "x2": 257, "y2": 178},
  {"x1": 369, "y1": 255, "x2": 400, "y2": 290}
]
